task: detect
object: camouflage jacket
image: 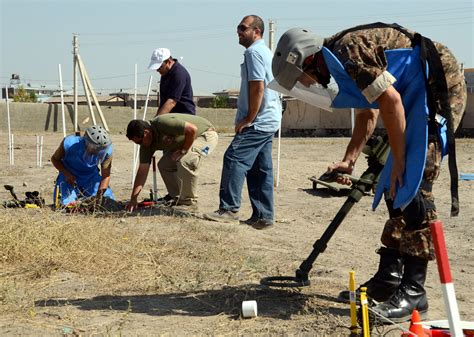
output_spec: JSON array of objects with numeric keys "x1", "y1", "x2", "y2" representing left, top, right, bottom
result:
[{"x1": 324, "y1": 24, "x2": 466, "y2": 129}]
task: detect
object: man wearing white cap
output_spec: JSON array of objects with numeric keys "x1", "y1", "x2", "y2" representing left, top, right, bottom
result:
[{"x1": 148, "y1": 47, "x2": 195, "y2": 116}]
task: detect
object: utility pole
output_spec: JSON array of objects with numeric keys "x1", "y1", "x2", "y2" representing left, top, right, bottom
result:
[
  {"x1": 72, "y1": 34, "x2": 79, "y2": 135},
  {"x1": 268, "y1": 19, "x2": 275, "y2": 52}
]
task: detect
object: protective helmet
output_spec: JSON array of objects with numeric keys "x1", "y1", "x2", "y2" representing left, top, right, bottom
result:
[
  {"x1": 84, "y1": 125, "x2": 111, "y2": 148},
  {"x1": 272, "y1": 28, "x2": 325, "y2": 91}
]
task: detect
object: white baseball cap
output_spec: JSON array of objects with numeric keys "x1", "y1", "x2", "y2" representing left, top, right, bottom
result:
[{"x1": 147, "y1": 48, "x2": 171, "y2": 70}]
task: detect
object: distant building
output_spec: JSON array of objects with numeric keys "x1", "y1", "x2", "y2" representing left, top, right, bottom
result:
[
  {"x1": 2, "y1": 74, "x2": 60, "y2": 103},
  {"x1": 45, "y1": 93, "x2": 158, "y2": 109},
  {"x1": 1, "y1": 74, "x2": 60, "y2": 102},
  {"x1": 464, "y1": 68, "x2": 474, "y2": 93},
  {"x1": 196, "y1": 89, "x2": 239, "y2": 108}
]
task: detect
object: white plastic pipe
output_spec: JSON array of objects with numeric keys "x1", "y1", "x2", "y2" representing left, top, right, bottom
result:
[
  {"x1": 275, "y1": 127, "x2": 281, "y2": 188},
  {"x1": 5, "y1": 86, "x2": 12, "y2": 165},
  {"x1": 131, "y1": 64, "x2": 138, "y2": 185},
  {"x1": 141, "y1": 75, "x2": 153, "y2": 120},
  {"x1": 132, "y1": 75, "x2": 154, "y2": 170},
  {"x1": 39, "y1": 136, "x2": 44, "y2": 168},
  {"x1": 36, "y1": 135, "x2": 39, "y2": 167},
  {"x1": 10, "y1": 134, "x2": 14, "y2": 165},
  {"x1": 152, "y1": 156, "x2": 158, "y2": 201},
  {"x1": 73, "y1": 35, "x2": 78, "y2": 135},
  {"x1": 58, "y1": 64, "x2": 67, "y2": 137},
  {"x1": 351, "y1": 108, "x2": 355, "y2": 134}
]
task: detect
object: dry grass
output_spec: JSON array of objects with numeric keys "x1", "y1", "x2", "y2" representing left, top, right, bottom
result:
[{"x1": 0, "y1": 209, "x2": 262, "y2": 315}]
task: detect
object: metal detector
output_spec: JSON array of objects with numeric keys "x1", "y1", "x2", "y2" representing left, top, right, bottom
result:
[{"x1": 261, "y1": 135, "x2": 390, "y2": 287}]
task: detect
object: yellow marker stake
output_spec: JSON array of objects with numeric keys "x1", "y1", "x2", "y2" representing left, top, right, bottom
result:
[
  {"x1": 349, "y1": 271, "x2": 358, "y2": 334},
  {"x1": 54, "y1": 185, "x2": 60, "y2": 209},
  {"x1": 360, "y1": 287, "x2": 370, "y2": 337}
]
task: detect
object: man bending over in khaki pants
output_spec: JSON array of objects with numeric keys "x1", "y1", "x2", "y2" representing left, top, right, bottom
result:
[{"x1": 126, "y1": 114, "x2": 218, "y2": 212}]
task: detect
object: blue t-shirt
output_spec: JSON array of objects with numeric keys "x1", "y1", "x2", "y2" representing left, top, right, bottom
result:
[
  {"x1": 160, "y1": 61, "x2": 196, "y2": 115},
  {"x1": 236, "y1": 39, "x2": 281, "y2": 133}
]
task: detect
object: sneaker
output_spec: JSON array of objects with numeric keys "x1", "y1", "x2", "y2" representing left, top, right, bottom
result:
[
  {"x1": 249, "y1": 219, "x2": 274, "y2": 230},
  {"x1": 241, "y1": 217, "x2": 259, "y2": 226},
  {"x1": 204, "y1": 209, "x2": 239, "y2": 223}
]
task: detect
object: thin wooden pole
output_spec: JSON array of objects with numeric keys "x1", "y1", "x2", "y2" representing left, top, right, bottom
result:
[
  {"x1": 58, "y1": 64, "x2": 67, "y2": 137},
  {"x1": 76, "y1": 56, "x2": 97, "y2": 125},
  {"x1": 76, "y1": 55, "x2": 108, "y2": 130}
]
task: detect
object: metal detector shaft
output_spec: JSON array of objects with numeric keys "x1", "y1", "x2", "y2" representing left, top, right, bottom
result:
[
  {"x1": 260, "y1": 136, "x2": 389, "y2": 287},
  {"x1": 4, "y1": 185, "x2": 18, "y2": 201},
  {"x1": 295, "y1": 136, "x2": 389, "y2": 283}
]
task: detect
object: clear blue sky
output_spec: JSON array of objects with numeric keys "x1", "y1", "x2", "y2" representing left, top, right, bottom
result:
[{"x1": 1, "y1": 0, "x2": 472, "y2": 95}]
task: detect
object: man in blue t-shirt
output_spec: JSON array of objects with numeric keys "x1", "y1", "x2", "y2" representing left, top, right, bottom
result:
[
  {"x1": 148, "y1": 47, "x2": 195, "y2": 115},
  {"x1": 51, "y1": 125, "x2": 115, "y2": 206},
  {"x1": 204, "y1": 15, "x2": 282, "y2": 229}
]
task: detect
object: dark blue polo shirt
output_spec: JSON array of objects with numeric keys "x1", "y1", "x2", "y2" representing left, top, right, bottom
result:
[{"x1": 159, "y1": 61, "x2": 196, "y2": 115}]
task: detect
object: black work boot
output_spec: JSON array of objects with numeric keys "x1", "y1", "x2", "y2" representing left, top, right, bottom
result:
[
  {"x1": 338, "y1": 247, "x2": 403, "y2": 303},
  {"x1": 372, "y1": 255, "x2": 428, "y2": 323}
]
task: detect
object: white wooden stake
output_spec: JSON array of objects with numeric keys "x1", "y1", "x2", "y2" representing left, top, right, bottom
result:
[
  {"x1": 77, "y1": 54, "x2": 97, "y2": 126},
  {"x1": 77, "y1": 54, "x2": 109, "y2": 130}
]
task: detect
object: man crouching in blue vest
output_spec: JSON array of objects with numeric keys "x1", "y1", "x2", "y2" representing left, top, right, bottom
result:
[
  {"x1": 272, "y1": 23, "x2": 466, "y2": 323},
  {"x1": 51, "y1": 125, "x2": 115, "y2": 207}
]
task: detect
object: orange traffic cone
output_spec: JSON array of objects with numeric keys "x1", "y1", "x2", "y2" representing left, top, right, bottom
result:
[{"x1": 405, "y1": 310, "x2": 427, "y2": 337}]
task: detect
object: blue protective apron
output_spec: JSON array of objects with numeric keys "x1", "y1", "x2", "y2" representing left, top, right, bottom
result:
[
  {"x1": 322, "y1": 46, "x2": 430, "y2": 210},
  {"x1": 54, "y1": 136, "x2": 115, "y2": 205}
]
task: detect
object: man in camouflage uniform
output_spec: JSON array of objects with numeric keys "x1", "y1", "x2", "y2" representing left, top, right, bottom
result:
[{"x1": 272, "y1": 23, "x2": 466, "y2": 323}]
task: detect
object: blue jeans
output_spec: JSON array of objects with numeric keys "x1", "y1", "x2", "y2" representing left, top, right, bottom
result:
[{"x1": 219, "y1": 127, "x2": 274, "y2": 222}]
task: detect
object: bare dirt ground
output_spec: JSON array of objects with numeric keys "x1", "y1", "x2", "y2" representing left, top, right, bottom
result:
[{"x1": 0, "y1": 132, "x2": 473, "y2": 336}]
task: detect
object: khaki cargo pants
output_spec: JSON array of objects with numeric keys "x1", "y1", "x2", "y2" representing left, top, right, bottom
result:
[{"x1": 158, "y1": 130, "x2": 218, "y2": 204}]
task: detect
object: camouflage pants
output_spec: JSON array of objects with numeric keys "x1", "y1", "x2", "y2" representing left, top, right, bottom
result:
[{"x1": 381, "y1": 136, "x2": 441, "y2": 260}]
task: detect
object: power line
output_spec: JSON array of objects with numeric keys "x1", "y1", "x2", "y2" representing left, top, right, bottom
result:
[
  {"x1": 275, "y1": 6, "x2": 473, "y2": 21},
  {"x1": 187, "y1": 67, "x2": 239, "y2": 78}
]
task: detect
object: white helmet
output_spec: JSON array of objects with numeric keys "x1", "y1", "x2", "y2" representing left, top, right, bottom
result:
[
  {"x1": 272, "y1": 28, "x2": 324, "y2": 90},
  {"x1": 84, "y1": 125, "x2": 111, "y2": 148}
]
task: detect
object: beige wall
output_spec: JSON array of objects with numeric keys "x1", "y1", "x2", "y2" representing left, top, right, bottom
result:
[
  {"x1": 1, "y1": 91, "x2": 473, "y2": 135},
  {"x1": 463, "y1": 91, "x2": 474, "y2": 128},
  {"x1": 0, "y1": 103, "x2": 237, "y2": 134}
]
